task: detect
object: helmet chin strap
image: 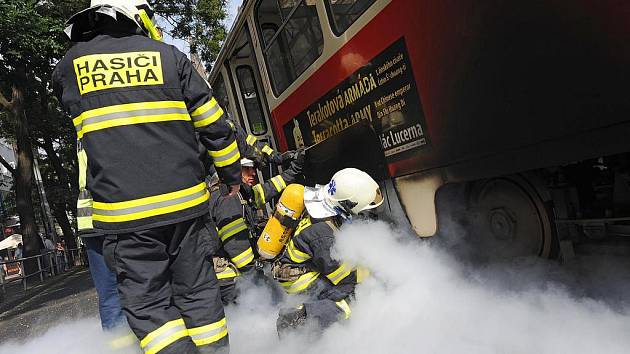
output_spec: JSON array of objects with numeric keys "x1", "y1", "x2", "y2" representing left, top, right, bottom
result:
[
  {"x1": 137, "y1": 9, "x2": 162, "y2": 41},
  {"x1": 333, "y1": 206, "x2": 353, "y2": 223}
]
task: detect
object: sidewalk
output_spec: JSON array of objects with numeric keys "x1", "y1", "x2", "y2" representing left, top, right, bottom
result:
[
  {"x1": 0, "y1": 266, "x2": 98, "y2": 343},
  {"x1": 0, "y1": 267, "x2": 89, "y2": 316}
]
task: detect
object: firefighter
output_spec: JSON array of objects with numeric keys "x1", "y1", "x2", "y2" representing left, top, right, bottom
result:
[
  {"x1": 53, "y1": 1, "x2": 237, "y2": 353},
  {"x1": 209, "y1": 150, "x2": 305, "y2": 304},
  {"x1": 76, "y1": 141, "x2": 124, "y2": 328},
  {"x1": 273, "y1": 168, "x2": 383, "y2": 335}
]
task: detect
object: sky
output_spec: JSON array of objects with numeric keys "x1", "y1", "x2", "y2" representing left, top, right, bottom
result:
[{"x1": 160, "y1": 0, "x2": 243, "y2": 56}]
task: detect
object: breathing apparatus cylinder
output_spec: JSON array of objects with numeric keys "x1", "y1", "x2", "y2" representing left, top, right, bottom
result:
[{"x1": 257, "y1": 184, "x2": 305, "y2": 259}]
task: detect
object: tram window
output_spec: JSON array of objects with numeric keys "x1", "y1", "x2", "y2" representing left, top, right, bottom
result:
[
  {"x1": 212, "y1": 75, "x2": 230, "y2": 113},
  {"x1": 236, "y1": 65, "x2": 267, "y2": 135},
  {"x1": 325, "y1": 0, "x2": 376, "y2": 35},
  {"x1": 256, "y1": 0, "x2": 324, "y2": 95},
  {"x1": 212, "y1": 73, "x2": 242, "y2": 127}
]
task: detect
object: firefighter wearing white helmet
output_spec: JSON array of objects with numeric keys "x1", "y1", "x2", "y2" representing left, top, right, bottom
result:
[
  {"x1": 208, "y1": 147, "x2": 305, "y2": 304},
  {"x1": 273, "y1": 168, "x2": 383, "y2": 336},
  {"x1": 53, "y1": 0, "x2": 239, "y2": 352}
]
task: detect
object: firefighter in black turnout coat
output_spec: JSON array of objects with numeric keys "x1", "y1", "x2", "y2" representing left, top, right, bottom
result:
[
  {"x1": 208, "y1": 145, "x2": 305, "y2": 304},
  {"x1": 53, "y1": 1, "x2": 236, "y2": 353},
  {"x1": 273, "y1": 168, "x2": 383, "y2": 335}
]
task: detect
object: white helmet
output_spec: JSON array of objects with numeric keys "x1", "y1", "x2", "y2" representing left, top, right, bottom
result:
[
  {"x1": 240, "y1": 158, "x2": 255, "y2": 168},
  {"x1": 66, "y1": 0, "x2": 161, "y2": 40},
  {"x1": 304, "y1": 168, "x2": 384, "y2": 219}
]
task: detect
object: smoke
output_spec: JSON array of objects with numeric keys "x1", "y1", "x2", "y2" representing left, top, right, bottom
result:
[{"x1": 2, "y1": 220, "x2": 629, "y2": 354}]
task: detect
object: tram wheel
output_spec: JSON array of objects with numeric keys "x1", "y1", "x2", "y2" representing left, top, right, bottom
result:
[{"x1": 465, "y1": 175, "x2": 555, "y2": 259}]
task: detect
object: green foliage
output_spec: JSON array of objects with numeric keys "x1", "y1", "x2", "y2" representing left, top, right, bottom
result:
[
  {"x1": 0, "y1": 0, "x2": 87, "y2": 89},
  {"x1": 153, "y1": 0, "x2": 229, "y2": 72}
]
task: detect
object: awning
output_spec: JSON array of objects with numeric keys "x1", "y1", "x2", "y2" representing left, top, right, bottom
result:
[{"x1": 0, "y1": 234, "x2": 22, "y2": 251}]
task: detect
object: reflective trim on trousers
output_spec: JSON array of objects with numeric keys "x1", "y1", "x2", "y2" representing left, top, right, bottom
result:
[
  {"x1": 280, "y1": 271, "x2": 320, "y2": 294},
  {"x1": 188, "y1": 318, "x2": 228, "y2": 346},
  {"x1": 140, "y1": 318, "x2": 188, "y2": 354},
  {"x1": 109, "y1": 332, "x2": 139, "y2": 351},
  {"x1": 92, "y1": 183, "x2": 209, "y2": 223}
]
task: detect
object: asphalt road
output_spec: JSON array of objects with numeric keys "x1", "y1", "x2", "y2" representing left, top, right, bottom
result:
[{"x1": 0, "y1": 268, "x2": 99, "y2": 343}]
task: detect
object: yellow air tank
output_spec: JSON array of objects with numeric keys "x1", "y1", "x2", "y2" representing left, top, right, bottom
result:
[{"x1": 257, "y1": 184, "x2": 305, "y2": 259}]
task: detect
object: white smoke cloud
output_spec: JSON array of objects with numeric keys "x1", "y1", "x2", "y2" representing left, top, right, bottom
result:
[{"x1": 2, "y1": 220, "x2": 629, "y2": 354}]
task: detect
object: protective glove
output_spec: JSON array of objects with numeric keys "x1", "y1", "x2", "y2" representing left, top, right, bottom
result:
[
  {"x1": 268, "y1": 150, "x2": 283, "y2": 165},
  {"x1": 289, "y1": 148, "x2": 306, "y2": 173}
]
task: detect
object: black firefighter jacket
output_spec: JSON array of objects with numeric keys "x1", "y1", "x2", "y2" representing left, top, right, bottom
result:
[
  {"x1": 277, "y1": 217, "x2": 359, "y2": 297},
  {"x1": 209, "y1": 158, "x2": 304, "y2": 272},
  {"x1": 53, "y1": 32, "x2": 241, "y2": 233}
]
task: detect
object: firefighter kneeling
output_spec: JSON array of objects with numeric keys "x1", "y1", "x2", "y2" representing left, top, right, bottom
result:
[
  {"x1": 208, "y1": 151, "x2": 305, "y2": 304},
  {"x1": 271, "y1": 168, "x2": 383, "y2": 335}
]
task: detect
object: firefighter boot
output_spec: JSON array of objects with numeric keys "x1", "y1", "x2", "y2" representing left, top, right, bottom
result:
[{"x1": 276, "y1": 306, "x2": 307, "y2": 338}]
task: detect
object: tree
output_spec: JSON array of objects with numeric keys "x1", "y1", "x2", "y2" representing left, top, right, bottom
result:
[
  {"x1": 0, "y1": 0, "x2": 87, "y2": 258},
  {"x1": 153, "y1": 0, "x2": 229, "y2": 72}
]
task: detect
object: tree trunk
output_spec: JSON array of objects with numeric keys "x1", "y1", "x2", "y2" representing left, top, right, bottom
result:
[
  {"x1": 40, "y1": 135, "x2": 77, "y2": 264},
  {"x1": 11, "y1": 86, "x2": 41, "y2": 259},
  {"x1": 51, "y1": 202, "x2": 76, "y2": 265}
]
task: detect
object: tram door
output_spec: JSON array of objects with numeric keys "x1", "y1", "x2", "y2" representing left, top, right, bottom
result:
[{"x1": 227, "y1": 24, "x2": 277, "y2": 182}]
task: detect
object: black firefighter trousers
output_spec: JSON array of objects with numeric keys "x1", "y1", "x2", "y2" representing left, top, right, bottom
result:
[{"x1": 104, "y1": 216, "x2": 228, "y2": 354}]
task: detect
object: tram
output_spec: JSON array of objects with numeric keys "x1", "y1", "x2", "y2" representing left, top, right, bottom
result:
[{"x1": 209, "y1": 0, "x2": 630, "y2": 259}]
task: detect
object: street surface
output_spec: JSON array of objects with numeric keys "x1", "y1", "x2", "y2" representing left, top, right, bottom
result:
[{"x1": 0, "y1": 268, "x2": 98, "y2": 344}]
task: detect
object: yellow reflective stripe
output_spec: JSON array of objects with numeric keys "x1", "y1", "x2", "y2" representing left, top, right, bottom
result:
[
  {"x1": 270, "y1": 175, "x2": 286, "y2": 193},
  {"x1": 191, "y1": 98, "x2": 217, "y2": 117},
  {"x1": 280, "y1": 271, "x2": 320, "y2": 294},
  {"x1": 261, "y1": 145, "x2": 273, "y2": 155},
  {"x1": 208, "y1": 140, "x2": 240, "y2": 168},
  {"x1": 78, "y1": 146, "x2": 88, "y2": 189},
  {"x1": 287, "y1": 239, "x2": 310, "y2": 263},
  {"x1": 278, "y1": 176, "x2": 287, "y2": 189},
  {"x1": 216, "y1": 267, "x2": 239, "y2": 280},
  {"x1": 356, "y1": 266, "x2": 370, "y2": 283},
  {"x1": 253, "y1": 184, "x2": 265, "y2": 208},
  {"x1": 77, "y1": 216, "x2": 94, "y2": 231},
  {"x1": 109, "y1": 333, "x2": 138, "y2": 350},
  {"x1": 188, "y1": 318, "x2": 228, "y2": 346},
  {"x1": 326, "y1": 263, "x2": 353, "y2": 285},
  {"x1": 231, "y1": 247, "x2": 254, "y2": 268},
  {"x1": 335, "y1": 299, "x2": 351, "y2": 320},
  {"x1": 140, "y1": 319, "x2": 188, "y2": 354},
  {"x1": 77, "y1": 197, "x2": 92, "y2": 209},
  {"x1": 294, "y1": 217, "x2": 312, "y2": 236},
  {"x1": 93, "y1": 183, "x2": 209, "y2": 223},
  {"x1": 73, "y1": 101, "x2": 190, "y2": 139},
  {"x1": 246, "y1": 135, "x2": 257, "y2": 145},
  {"x1": 218, "y1": 218, "x2": 248, "y2": 242},
  {"x1": 191, "y1": 98, "x2": 224, "y2": 128}
]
